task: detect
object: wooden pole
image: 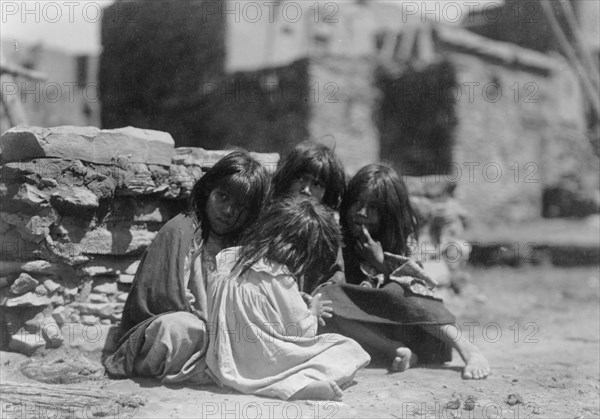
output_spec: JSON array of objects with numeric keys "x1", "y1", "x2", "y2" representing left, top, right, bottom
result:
[
  {"x1": 540, "y1": 0, "x2": 600, "y2": 116},
  {"x1": 558, "y1": 0, "x2": 600, "y2": 89}
]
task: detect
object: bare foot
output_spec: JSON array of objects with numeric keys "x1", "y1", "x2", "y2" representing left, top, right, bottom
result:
[
  {"x1": 291, "y1": 381, "x2": 343, "y2": 401},
  {"x1": 462, "y1": 351, "x2": 490, "y2": 380},
  {"x1": 390, "y1": 347, "x2": 418, "y2": 372}
]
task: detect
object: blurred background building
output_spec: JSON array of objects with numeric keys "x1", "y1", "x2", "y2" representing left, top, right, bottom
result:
[
  {"x1": 1, "y1": 0, "x2": 598, "y2": 222},
  {"x1": 1, "y1": 44, "x2": 100, "y2": 134}
]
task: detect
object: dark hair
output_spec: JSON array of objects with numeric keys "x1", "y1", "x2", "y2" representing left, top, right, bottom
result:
[
  {"x1": 271, "y1": 141, "x2": 346, "y2": 210},
  {"x1": 340, "y1": 163, "x2": 418, "y2": 256},
  {"x1": 235, "y1": 197, "x2": 341, "y2": 285},
  {"x1": 189, "y1": 150, "x2": 269, "y2": 240}
]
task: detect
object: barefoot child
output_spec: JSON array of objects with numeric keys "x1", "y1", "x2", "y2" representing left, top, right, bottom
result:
[
  {"x1": 320, "y1": 164, "x2": 490, "y2": 379},
  {"x1": 205, "y1": 197, "x2": 370, "y2": 400}
]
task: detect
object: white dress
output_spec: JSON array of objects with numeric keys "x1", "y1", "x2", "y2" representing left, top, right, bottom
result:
[{"x1": 205, "y1": 247, "x2": 370, "y2": 400}]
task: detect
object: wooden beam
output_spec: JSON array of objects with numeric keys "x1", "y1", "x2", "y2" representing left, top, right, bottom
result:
[{"x1": 0, "y1": 62, "x2": 47, "y2": 81}]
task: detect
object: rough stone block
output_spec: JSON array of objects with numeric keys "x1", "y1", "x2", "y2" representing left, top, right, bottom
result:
[
  {"x1": 92, "y1": 282, "x2": 119, "y2": 295},
  {"x1": 12, "y1": 184, "x2": 50, "y2": 206},
  {"x1": 0, "y1": 260, "x2": 74, "y2": 278},
  {"x1": 172, "y1": 147, "x2": 280, "y2": 173},
  {"x1": 49, "y1": 222, "x2": 157, "y2": 258},
  {"x1": 35, "y1": 284, "x2": 48, "y2": 295},
  {"x1": 9, "y1": 273, "x2": 39, "y2": 295},
  {"x1": 1, "y1": 126, "x2": 174, "y2": 166},
  {"x1": 112, "y1": 163, "x2": 157, "y2": 195},
  {"x1": 50, "y1": 185, "x2": 99, "y2": 212},
  {"x1": 0, "y1": 206, "x2": 58, "y2": 241},
  {"x1": 74, "y1": 302, "x2": 123, "y2": 319},
  {"x1": 88, "y1": 293, "x2": 109, "y2": 303},
  {"x1": 52, "y1": 306, "x2": 70, "y2": 326},
  {"x1": 79, "y1": 258, "x2": 140, "y2": 277},
  {"x1": 117, "y1": 274, "x2": 135, "y2": 284},
  {"x1": 43, "y1": 278, "x2": 62, "y2": 293},
  {"x1": 8, "y1": 332, "x2": 46, "y2": 355},
  {"x1": 2, "y1": 291, "x2": 51, "y2": 307}
]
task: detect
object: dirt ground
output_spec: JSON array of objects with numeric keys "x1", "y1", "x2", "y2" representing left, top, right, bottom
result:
[{"x1": 1, "y1": 264, "x2": 599, "y2": 419}]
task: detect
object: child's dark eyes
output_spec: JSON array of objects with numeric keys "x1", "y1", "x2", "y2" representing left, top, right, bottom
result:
[{"x1": 354, "y1": 199, "x2": 378, "y2": 211}]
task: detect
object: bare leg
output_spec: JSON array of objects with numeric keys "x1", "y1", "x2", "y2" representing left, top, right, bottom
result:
[
  {"x1": 420, "y1": 324, "x2": 490, "y2": 379},
  {"x1": 335, "y1": 318, "x2": 417, "y2": 372},
  {"x1": 291, "y1": 381, "x2": 343, "y2": 401}
]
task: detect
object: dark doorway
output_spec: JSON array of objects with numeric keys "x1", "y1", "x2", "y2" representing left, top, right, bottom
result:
[{"x1": 377, "y1": 61, "x2": 457, "y2": 177}]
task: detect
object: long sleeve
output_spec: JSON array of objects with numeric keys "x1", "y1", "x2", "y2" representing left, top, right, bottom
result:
[{"x1": 268, "y1": 274, "x2": 317, "y2": 339}]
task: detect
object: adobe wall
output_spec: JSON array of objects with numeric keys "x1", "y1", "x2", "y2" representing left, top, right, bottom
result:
[
  {"x1": 100, "y1": 0, "x2": 226, "y2": 144},
  {"x1": 448, "y1": 51, "x2": 597, "y2": 222},
  {"x1": 308, "y1": 56, "x2": 380, "y2": 176}
]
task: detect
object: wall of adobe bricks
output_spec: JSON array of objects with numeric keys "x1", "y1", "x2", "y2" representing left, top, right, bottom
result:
[
  {"x1": 448, "y1": 51, "x2": 597, "y2": 222},
  {"x1": 308, "y1": 56, "x2": 381, "y2": 176}
]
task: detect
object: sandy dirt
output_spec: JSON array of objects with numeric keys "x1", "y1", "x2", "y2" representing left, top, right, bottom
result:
[{"x1": 1, "y1": 265, "x2": 599, "y2": 419}]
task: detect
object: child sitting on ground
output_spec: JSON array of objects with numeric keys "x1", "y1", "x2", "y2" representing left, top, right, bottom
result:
[
  {"x1": 319, "y1": 163, "x2": 490, "y2": 379},
  {"x1": 205, "y1": 197, "x2": 370, "y2": 401}
]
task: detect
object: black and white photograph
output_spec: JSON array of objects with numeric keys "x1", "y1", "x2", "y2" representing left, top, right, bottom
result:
[{"x1": 1, "y1": 0, "x2": 599, "y2": 417}]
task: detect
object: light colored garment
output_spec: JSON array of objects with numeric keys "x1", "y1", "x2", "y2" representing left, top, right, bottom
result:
[{"x1": 206, "y1": 247, "x2": 370, "y2": 400}]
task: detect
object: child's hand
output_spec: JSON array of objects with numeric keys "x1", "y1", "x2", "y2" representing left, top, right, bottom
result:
[
  {"x1": 355, "y1": 225, "x2": 388, "y2": 274},
  {"x1": 309, "y1": 293, "x2": 333, "y2": 327}
]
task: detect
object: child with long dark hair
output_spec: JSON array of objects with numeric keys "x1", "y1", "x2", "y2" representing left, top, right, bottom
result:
[
  {"x1": 206, "y1": 197, "x2": 370, "y2": 401},
  {"x1": 271, "y1": 140, "x2": 346, "y2": 210},
  {"x1": 270, "y1": 141, "x2": 346, "y2": 294},
  {"x1": 104, "y1": 150, "x2": 269, "y2": 384},
  {"x1": 320, "y1": 163, "x2": 490, "y2": 379}
]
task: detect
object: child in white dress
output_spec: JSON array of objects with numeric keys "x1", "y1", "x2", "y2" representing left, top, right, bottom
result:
[{"x1": 206, "y1": 197, "x2": 370, "y2": 401}]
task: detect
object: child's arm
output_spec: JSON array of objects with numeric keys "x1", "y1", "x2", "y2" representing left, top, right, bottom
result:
[{"x1": 355, "y1": 226, "x2": 438, "y2": 289}]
